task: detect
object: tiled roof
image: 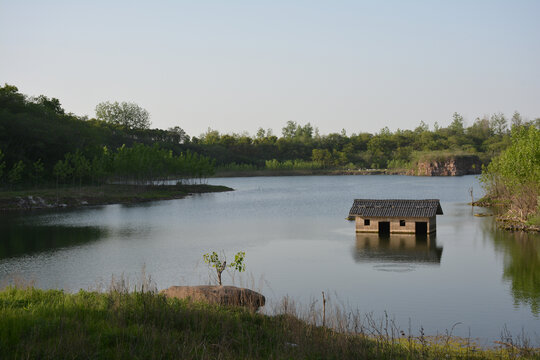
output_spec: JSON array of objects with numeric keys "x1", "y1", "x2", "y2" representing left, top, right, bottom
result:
[{"x1": 349, "y1": 199, "x2": 443, "y2": 218}]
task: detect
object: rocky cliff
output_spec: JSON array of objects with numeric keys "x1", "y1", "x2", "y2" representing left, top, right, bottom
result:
[{"x1": 414, "y1": 155, "x2": 482, "y2": 176}]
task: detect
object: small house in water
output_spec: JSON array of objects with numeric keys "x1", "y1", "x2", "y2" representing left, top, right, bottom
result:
[{"x1": 349, "y1": 199, "x2": 443, "y2": 234}]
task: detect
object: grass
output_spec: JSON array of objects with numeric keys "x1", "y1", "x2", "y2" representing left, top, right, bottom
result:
[
  {"x1": 0, "y1": 286, "x2": 537, "y2": 359},
  {"x1": 0, "y1": 183, "x2": 233, "y2": 211},
  {"x1": 527, "y1": 213, "x2": 540, "y2": 226}
]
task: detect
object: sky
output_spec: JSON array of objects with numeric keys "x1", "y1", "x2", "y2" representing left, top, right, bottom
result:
[{"x1": 1, "y1": 0, "x2": 539, "y2": 137}]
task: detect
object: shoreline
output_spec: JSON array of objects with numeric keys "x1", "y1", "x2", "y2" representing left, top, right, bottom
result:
[
  {"x1": 213, "y1": 168, "x2": 482, "y2": 177},
  {"x1": 472, "y1": 198, "x2": 540, "y2": 233},
  {"x1": 0, "y1": 183, "x2": 233, "y2": 212},
  {"x1": 214, "y1": 169, "x2": 409, "y2": 177}
]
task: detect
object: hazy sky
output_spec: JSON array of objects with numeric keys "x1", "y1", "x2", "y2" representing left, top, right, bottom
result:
[{"x1": 1, "y1": 0, "x2": 539, "y2": 137}]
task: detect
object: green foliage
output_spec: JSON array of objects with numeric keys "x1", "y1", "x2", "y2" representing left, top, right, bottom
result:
[
  {"x1": 386, "y1": 159, "x2": 411, "y2": 170},
  {"x1": 53, "y1": 158, "x2": 73, "y2": 184},
  {"x1": 203, "y1": 251, "x2": 246, "y2": 285},
  {"x1": 0, "y1": 287, "x2": 533, "y2": 359},
  {"x1": 0, "y1": 149, "x2": 5, "y2": 183},
  {"x1": 489, "y1": 224, "x2": 540, "y2": 315},
  {"x1": 50, "y1": 144, "x2": 215, "y2": 186},
  {"x1": 265, "y1": 159, "x2": 325, "y2": 171},
  {"x1": 95, "y1": 101, "x2": 151, "y2": 129},
  {"x1": 0, "y1": 84, "x2": 531, "y2": 185},
  {"x1": 484, "y1": 126, "x2": 540, "y2": 189},
  {"x1": 30, "y1": 159, "x2": 44, "y2": 186},
  {"x1": 7, "y1": 161, "x2": 24, "y2": 186},
  {"x1": 481, "y1": 125, "x2": 540, "y2": 221},
  {"x1": 217, "y1": 162, "x2": 258, "y2": 172}
]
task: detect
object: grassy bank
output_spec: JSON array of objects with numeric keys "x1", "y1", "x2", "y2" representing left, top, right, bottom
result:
[
  {"x1": 473, "y1": 196, "x2": 540, "y2": 232},
  {"x1": 0, "y1": 183, "x2": 233, "y2": 211},
  {"x1": 0, "y1": 287, "x2": 537, "y2": 359}
]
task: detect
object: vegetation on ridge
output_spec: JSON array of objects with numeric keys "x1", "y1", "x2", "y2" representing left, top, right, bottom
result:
[
  {"x1": 2, "y1": 84, "x2": 539, "y2": 189},
  {"x1": 479, "y1": 125, "x2": 540, "y2": 230}
]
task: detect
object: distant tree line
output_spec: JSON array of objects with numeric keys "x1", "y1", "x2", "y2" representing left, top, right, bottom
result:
[
  {"x1": 1, "y1": 83, "x2": 539, "y2": 188},
  {"x1": 192, "y1": 113, "x2": 538, "y2": 170},
  {"x1": 0, "y1": 84, "x2": 212, "y2": 187}
]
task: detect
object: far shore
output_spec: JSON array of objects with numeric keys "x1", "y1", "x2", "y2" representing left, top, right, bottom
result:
[
  {"x1": 213, "y1": 168, "x2": 407, "y2": 177},
  {"x1": 0, "y1": 183, "x2": 233, "y2": 212}
]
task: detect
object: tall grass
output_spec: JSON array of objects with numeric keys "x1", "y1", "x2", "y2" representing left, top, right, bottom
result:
[{"x1": 1, "y1": 282, "x2": 537, "y2": 359}]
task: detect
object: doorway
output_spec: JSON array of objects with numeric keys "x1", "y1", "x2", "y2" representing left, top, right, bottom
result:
[
  {"x1": 378, "y1": 221, "x2": 390, "y2": 234},
  {"x1": 415, "y1": 222, "x2": 428, "y2": 234}
]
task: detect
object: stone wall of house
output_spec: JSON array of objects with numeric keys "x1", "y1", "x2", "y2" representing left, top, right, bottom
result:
[
  {"x1": 355, "y1": 216, "x2": 432, "y2": 233},
  {"x1": 414, "y1": 155, "x2": 482, "y2": 176}
]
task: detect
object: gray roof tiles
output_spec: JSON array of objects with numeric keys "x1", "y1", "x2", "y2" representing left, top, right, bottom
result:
[{"x1": 349, "y1": 199, "x2": 443, "y2": 218}]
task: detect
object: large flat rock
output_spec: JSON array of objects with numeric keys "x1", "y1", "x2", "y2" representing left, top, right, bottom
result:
[{"x1": 161, "y1": 285, "x2": 265, "y2": 310}]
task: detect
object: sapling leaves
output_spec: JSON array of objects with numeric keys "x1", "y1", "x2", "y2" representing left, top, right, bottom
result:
[{"x1": 203, "y1": 251, "x2": 246, "y2": 285}]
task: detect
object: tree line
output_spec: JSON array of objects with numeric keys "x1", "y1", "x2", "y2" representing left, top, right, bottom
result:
[
  {"x1": 193, "y1": 113, "x2": 538, "y2": 170},
  {"x1": 1, "y1": 83, "x2": 539, "y2": 188},
  {"x1": 0, "y1": 84, "x2": 212, "y2": 187}
]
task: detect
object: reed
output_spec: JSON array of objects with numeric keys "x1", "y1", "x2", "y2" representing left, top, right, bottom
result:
[{"x1": 1, "y1": 282, "x2": 537, "y2": 359}]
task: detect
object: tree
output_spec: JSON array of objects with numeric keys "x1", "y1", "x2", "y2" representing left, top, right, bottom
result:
[
  {"x1": 203, "y1": 251, "x2": 246, "y2": 286},
  {"x1": 511, "y1": 111, "x2": 523, "y2": 129},
  {"x1": 95, "y1": 101, "x2": 151, "y2": 129},
  {"x1": 8, "y1": 161, "x2": 25, "y2": 186},
  {"x1": 490, "y1": 112, "x2": 508, "y2": 136},
  {"x1": 53, "y1": 158, "x2": 74, "y2": 185},
  {"x1": 312, "y1": 149, "x2": 332, "y2": 168},
  {"x1": 0, "y1": 149, "x2": 5, "y2": 184},
  {"x1": 282, "y1": 121, "x2": 297, "y2": 139},
  {"x1": 449, "y1": 112, "x2": 465, "y2": 135},
  {"x1": 256, "y1": 127, "x2": 266, "y2": 139},
  {"x1": 167, "y1": 126, "x2": 189, "y2": 144},
  {"x1": 34, "y1": 95, "x2": 65, "y2": 115},
  {"x1": 30, "y1": 159, "x2": 45, "y2": 187}
]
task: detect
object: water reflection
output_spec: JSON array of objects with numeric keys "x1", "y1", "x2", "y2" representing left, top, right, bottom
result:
[
  {"x1": 353, "y1": 233, "x2": 443, "y2": 268},
  {"x1": 484, "y1": 221, "x2": 540, "y2": 315},
  {"x1": 0, "y1": 224, "x2": 105, "y2": 259}
]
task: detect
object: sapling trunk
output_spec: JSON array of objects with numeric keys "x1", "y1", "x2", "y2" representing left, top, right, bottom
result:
[{"x1": 217, "y1": 261, "x2": 226, "y2": 286}]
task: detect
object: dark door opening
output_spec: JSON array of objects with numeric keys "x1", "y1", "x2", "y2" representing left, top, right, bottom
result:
[
  {"x1": 378, "y1": 221, "x2": 390, "y2": 234},
  {"x1": 415, "y1": 222, "x2": 428, "y2": 234}
]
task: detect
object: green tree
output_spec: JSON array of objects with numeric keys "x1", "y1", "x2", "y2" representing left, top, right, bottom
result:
[
  {"x1": 95, "y1": 101, "x2": 151, "y2": 129},
  {"x1": 449, "y1": 112, "x2": 465, "y2": 135},
  {"x1": 311, "y1": 149, "x2": 332, "y2": 168},
  {"x1": 8, "y1": 161, "x2": 25, "y2": 186},
  {"x1": 481, "y1": 125, "x2": 540, "y2": 220},
  {"x1": 511, "y1": 111, "x2": 523, "y2": 129},
  {"x1": 30, "y1": 159, "x2": 45, "y2": 187},
  {"x1": 282, "y1": 121, "x2": 298, "y2": 139},
  {"x1": 53, "y1": 158, "x2": 73, "y2": 185},
  {"x1": 0, "y1": 149, "x2": 5, "y2": 184},
  {"x1": 203, "y1": 251, "x2": 246, "y2": 286},
  {"x1": 256, "y1": 127, "x2": 266, "y2": 139},
  {"x1": 490, "y1": 112, "x2": 508, "y2": 136},
  {"x1": 34, "y1": 95, "x2": 65, "y2": 115},
  {"x1": 167, "y1": 126, "x2": 189, "y2": 144}
]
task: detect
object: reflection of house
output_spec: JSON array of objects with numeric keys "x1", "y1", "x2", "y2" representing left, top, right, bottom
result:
[
  {"x1": 354, "y1": 233, "x2": 443, "y2": 264},
  {"x1": 349, "y1": 199, "x2": 443, "y2": 234}
]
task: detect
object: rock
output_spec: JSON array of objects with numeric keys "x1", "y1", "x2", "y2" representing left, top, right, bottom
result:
[
  {"x1": 161, "y1": 285, "x2": 266, "y2": 310},
  {"x1": 414, "y1": 155, "x2": 482, "y2": 176}
]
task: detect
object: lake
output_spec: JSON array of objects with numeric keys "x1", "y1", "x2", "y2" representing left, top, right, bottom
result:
[{"x1": 0, "y1": 175, "x2": 538, "y2": 344}]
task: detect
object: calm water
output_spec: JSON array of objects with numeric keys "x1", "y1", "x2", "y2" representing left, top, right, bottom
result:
[{"x1": 1, "y1": 175, "x2": 539, "y2": 343}]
